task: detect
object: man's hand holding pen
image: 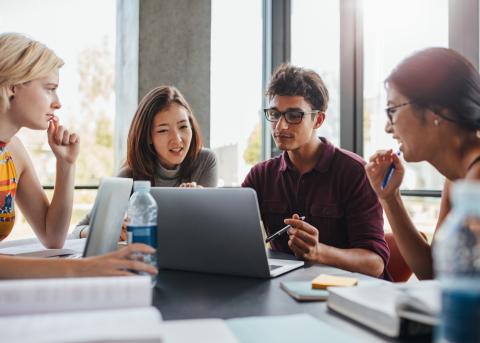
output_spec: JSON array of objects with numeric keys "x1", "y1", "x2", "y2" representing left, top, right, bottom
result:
[{"x1": 286, "y1": 213, "x2": 325, "y2": 262}]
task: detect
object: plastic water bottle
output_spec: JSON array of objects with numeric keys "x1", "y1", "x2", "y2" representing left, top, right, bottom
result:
[
  {"x1": 126, "y1": 180, "x2": 158, "y2": 284},
  {"x1": 433, "y1": 180, "x2": 480, "y2": 343}
]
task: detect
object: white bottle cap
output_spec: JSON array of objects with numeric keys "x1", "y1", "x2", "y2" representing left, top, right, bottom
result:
[{"x1": 133, "y1": 180, "x2": 151, "y2": 192}]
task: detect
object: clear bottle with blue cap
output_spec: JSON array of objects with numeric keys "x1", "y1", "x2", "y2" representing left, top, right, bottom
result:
[
  {"x1": 126, "y1": 180, "x2": 158, "y2": 284},
  {"x1": 433, "y1": 180, "x2": 480, "y2": 342}
]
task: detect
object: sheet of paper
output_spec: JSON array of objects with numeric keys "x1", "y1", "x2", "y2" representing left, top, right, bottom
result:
[
  {"x1": 0, "y1": 307, "x2": 163, "y2": 343},
  {"x1": 0, "y1": 276, "x2": 152, "y2": 316},
  {"x1": 0, "y1": 238, "x2": 86, "y2": 257},
  {"x1": 227, "y1": 313, "x2": 360, "y2": 343},
  {"x1": 163, "y1": 319, "x2": 238, "y2": 343}
]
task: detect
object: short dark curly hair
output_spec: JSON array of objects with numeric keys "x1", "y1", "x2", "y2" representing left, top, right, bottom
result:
[{"x1": 266, "y1": 64, "x2": 329, "y2": 112}]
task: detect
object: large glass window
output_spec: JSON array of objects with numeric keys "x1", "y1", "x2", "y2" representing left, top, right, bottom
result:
[
  {"x1": 363, "y1": 0, "x2": 448, "y2": 190},
  {"x1": 291, "y1": 0, "x2": 340, "y2": 146},
  {"x1": 362, "y1": 0, "x2": 447, "y2": 234},
  {"x1": 210, "y1": 0, "x2": 263, "y2": 186},
  {"x1": 0, "y1": 0, "x2": 116, "y2": 240}
]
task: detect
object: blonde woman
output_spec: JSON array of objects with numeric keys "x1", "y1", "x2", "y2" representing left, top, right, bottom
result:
[{"x1": 0, "y1": 32, "x2": 156, "y2": 278}]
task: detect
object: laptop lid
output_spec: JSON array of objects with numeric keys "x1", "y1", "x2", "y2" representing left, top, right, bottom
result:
[
  {"x1": 152, "y1": 187, "x2": 301, "y2": 278},
  {"x1": 82, "y1": 177, "x2": 133, "y2": 257}
]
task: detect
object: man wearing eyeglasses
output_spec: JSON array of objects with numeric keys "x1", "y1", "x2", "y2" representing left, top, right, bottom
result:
[{"x1": 242, "y1": 64, "x2": 390, "y2": 279}]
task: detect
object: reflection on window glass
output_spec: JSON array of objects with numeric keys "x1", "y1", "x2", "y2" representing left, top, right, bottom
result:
[
  {"x1": 211, "y1": 0, "x2": 263, "y2": 186},
  {"x1": 0, "y1": 0, "x2": 116, "y2": 187},
  {"x1": 384, "y1": 196, "x2": 441, "y2": 242},
  {"x1": 363, "y1": 0, "x2": 448, "y2": 190},
  {"x1": 291, "y1": 0, "x2": 340, "y2": 146},
  {"x1": 6, "y1": 190, "x2": 96, "y2": 241},
  {"x1": 0, "y1": 0, "x2": 115, "y2": 239}
]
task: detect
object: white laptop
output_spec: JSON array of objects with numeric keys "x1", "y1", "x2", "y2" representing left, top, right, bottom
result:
[
  {"x1": 151, "y1": 187, "x2": 304, "y2": 278},
  {"x1": 82, "y1": 177, "x2": 133, "y2": 257},
  {"x1": 0, "y1": 177, "x2": 133, "y2": 259}
]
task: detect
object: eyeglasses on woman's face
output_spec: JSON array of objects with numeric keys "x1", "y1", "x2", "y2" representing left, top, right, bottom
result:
[{"x1": 385, "y1": 101, "x2": 413, "y2": 124}]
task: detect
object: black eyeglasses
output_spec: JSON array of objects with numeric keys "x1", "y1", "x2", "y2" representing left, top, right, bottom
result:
[
  {"x1": 264, "y1": 109, "x2": 319, "y2": 125},
  {"x1": 385, "y1": 101, "x2": 413, "y2": 124}
]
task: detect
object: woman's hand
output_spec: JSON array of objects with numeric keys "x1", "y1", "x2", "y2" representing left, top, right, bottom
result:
[
  {"x1": 179, "y1": 181, "x2": 203, "y2": 188},
  {"x1": 47, "y1": 116, "x2": 80, "y2": 165},
  {"x1": 365, "y1": 149, "x2": 404, "y2": 199},
  {"x1": 78, "y1": 243, "x2": 158, "y2": 277}
]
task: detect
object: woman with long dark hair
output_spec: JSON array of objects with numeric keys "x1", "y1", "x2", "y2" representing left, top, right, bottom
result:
[
  {"x1": 74, "y1": 85, "x2": 217, "y2": 237},
  {"x1": 366, "y1": 47, "x2": 480, "y2": 280}
]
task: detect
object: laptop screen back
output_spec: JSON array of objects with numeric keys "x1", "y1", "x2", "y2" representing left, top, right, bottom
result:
[
  {"x1": 151, "y1": 187, "x2": 271, "y2": 277},
  {"x1": 83, "y1": 177, "x2": 133, "y2": 257}
]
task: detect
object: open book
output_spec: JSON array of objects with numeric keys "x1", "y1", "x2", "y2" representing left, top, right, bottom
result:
[
  {"x1": 327, "y1": 280, "x2": 439, "y2": 337},
  {"x1": 0, "y1": 276, "x2": 164, "y2": 343}
]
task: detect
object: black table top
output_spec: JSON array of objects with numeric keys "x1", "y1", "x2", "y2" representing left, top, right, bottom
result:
[{"x1": 153, "y1": 251, "x2": 430, "y2": 343}]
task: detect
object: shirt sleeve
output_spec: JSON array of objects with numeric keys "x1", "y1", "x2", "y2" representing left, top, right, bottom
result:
[
  {"x1": 343, "y1": 162, "x2": 390, "y2": 272},
  {"x1": 196, "y1": 150, "x2": 219, "y2": 187},
  {"x1": 70, "y1": 210, "x2": 92, "y2": 238}
]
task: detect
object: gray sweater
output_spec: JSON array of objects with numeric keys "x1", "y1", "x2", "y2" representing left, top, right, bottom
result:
[{"x1": 71, "y1": 148, "x2": 218, "y2": 238}]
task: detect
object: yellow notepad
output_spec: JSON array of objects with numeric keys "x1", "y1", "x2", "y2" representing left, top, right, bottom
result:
[{"x1": 311, "y1": 274, "x2": 358, "y2": 290}]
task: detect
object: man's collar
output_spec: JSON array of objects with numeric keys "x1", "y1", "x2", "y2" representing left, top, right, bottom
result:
[{"x1": 279, "y1": 137, "x2": 335, "y2": 173}]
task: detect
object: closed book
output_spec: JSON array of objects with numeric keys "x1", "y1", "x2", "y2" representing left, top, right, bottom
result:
[
  {"x1": 327, "y1": 280, "x2": 439, "y2": 338},
  {"x1": 0, "y1": 276, "x2": 164, "y2": 343}
]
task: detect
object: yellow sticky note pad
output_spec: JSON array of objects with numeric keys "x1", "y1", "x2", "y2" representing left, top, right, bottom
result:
[{"x1": 311, "y1": 274, "x2": 358, "y2": 290}]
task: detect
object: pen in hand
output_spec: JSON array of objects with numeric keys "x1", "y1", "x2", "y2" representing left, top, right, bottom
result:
[
  {"x1": 265, "y1": 216, "x2": 306, "y2": 243},
  {"x1": 381, "y1": 151, "x2": 401, "y2": 190}
]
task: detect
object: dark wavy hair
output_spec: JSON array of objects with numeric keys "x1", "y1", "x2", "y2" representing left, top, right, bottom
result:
[
  {"x1": 266, "y1": 64, "x2": 329, "y2": 112},
  {"x1": 386, "y1": 47, "x2": 480, "y2": 131},
  {"x1": 126, "y1": 86, "x2": 202, "y2": 183}
]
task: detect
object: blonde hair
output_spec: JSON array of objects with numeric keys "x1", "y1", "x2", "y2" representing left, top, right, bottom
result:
[{"x1": 0, "y1": 33, "x2": 64, "y2": 113}]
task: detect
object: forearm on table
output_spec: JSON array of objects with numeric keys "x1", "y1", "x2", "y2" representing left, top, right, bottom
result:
[
  {"x1": 316, "y1": 245, "x2": 385, "y2": 277},
  {"x1": 0, "y1": 256, "x2": 81, "y2": 279}
]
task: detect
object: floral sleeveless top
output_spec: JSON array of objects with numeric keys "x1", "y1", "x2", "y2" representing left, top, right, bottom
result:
[{"x1": 0, "y1": 142, "x2": 16, "y2": 241}]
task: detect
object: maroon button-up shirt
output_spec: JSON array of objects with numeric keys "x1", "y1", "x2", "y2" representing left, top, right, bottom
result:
[{"x1": 242, "y1": 138, "x2": 390, "y2": 279}]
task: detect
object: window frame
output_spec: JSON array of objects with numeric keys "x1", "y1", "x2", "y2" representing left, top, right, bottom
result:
[{"x1": 263, "y1": 0, "x2": 479, "y2": 197}]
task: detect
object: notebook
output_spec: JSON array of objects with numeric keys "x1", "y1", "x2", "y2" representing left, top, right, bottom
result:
[
  {"x1": 280, "y1": 281, "x2": 329, "y2": 301},
  {"x1": 226, "y1": 313, "x2": 360, "y2": 343}
]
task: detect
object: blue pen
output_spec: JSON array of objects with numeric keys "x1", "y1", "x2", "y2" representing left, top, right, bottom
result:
[{"x1": 381, "y1": 151, "x2": 401, "y2": 190}]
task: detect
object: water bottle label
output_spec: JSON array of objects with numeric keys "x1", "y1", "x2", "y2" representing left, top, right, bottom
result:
[
  {"x1": 127, "y1": 225, "x2": 157, "y2": 248},
  {"x1": 438, "y1": 288, "x2": 480, "y2": 342}
]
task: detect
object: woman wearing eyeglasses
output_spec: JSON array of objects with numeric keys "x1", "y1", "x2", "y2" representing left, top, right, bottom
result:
[{"x1": 365, "y1": 47, "x2": 480, "y2": 280}]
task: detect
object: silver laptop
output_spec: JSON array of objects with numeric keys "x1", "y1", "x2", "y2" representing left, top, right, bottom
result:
[
  {"x1": 82, "y1": 177, "x2": 133, "y2": 257},
  {"x1": 151, "y1": 187, "x2": 304, "y2": 278}
]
